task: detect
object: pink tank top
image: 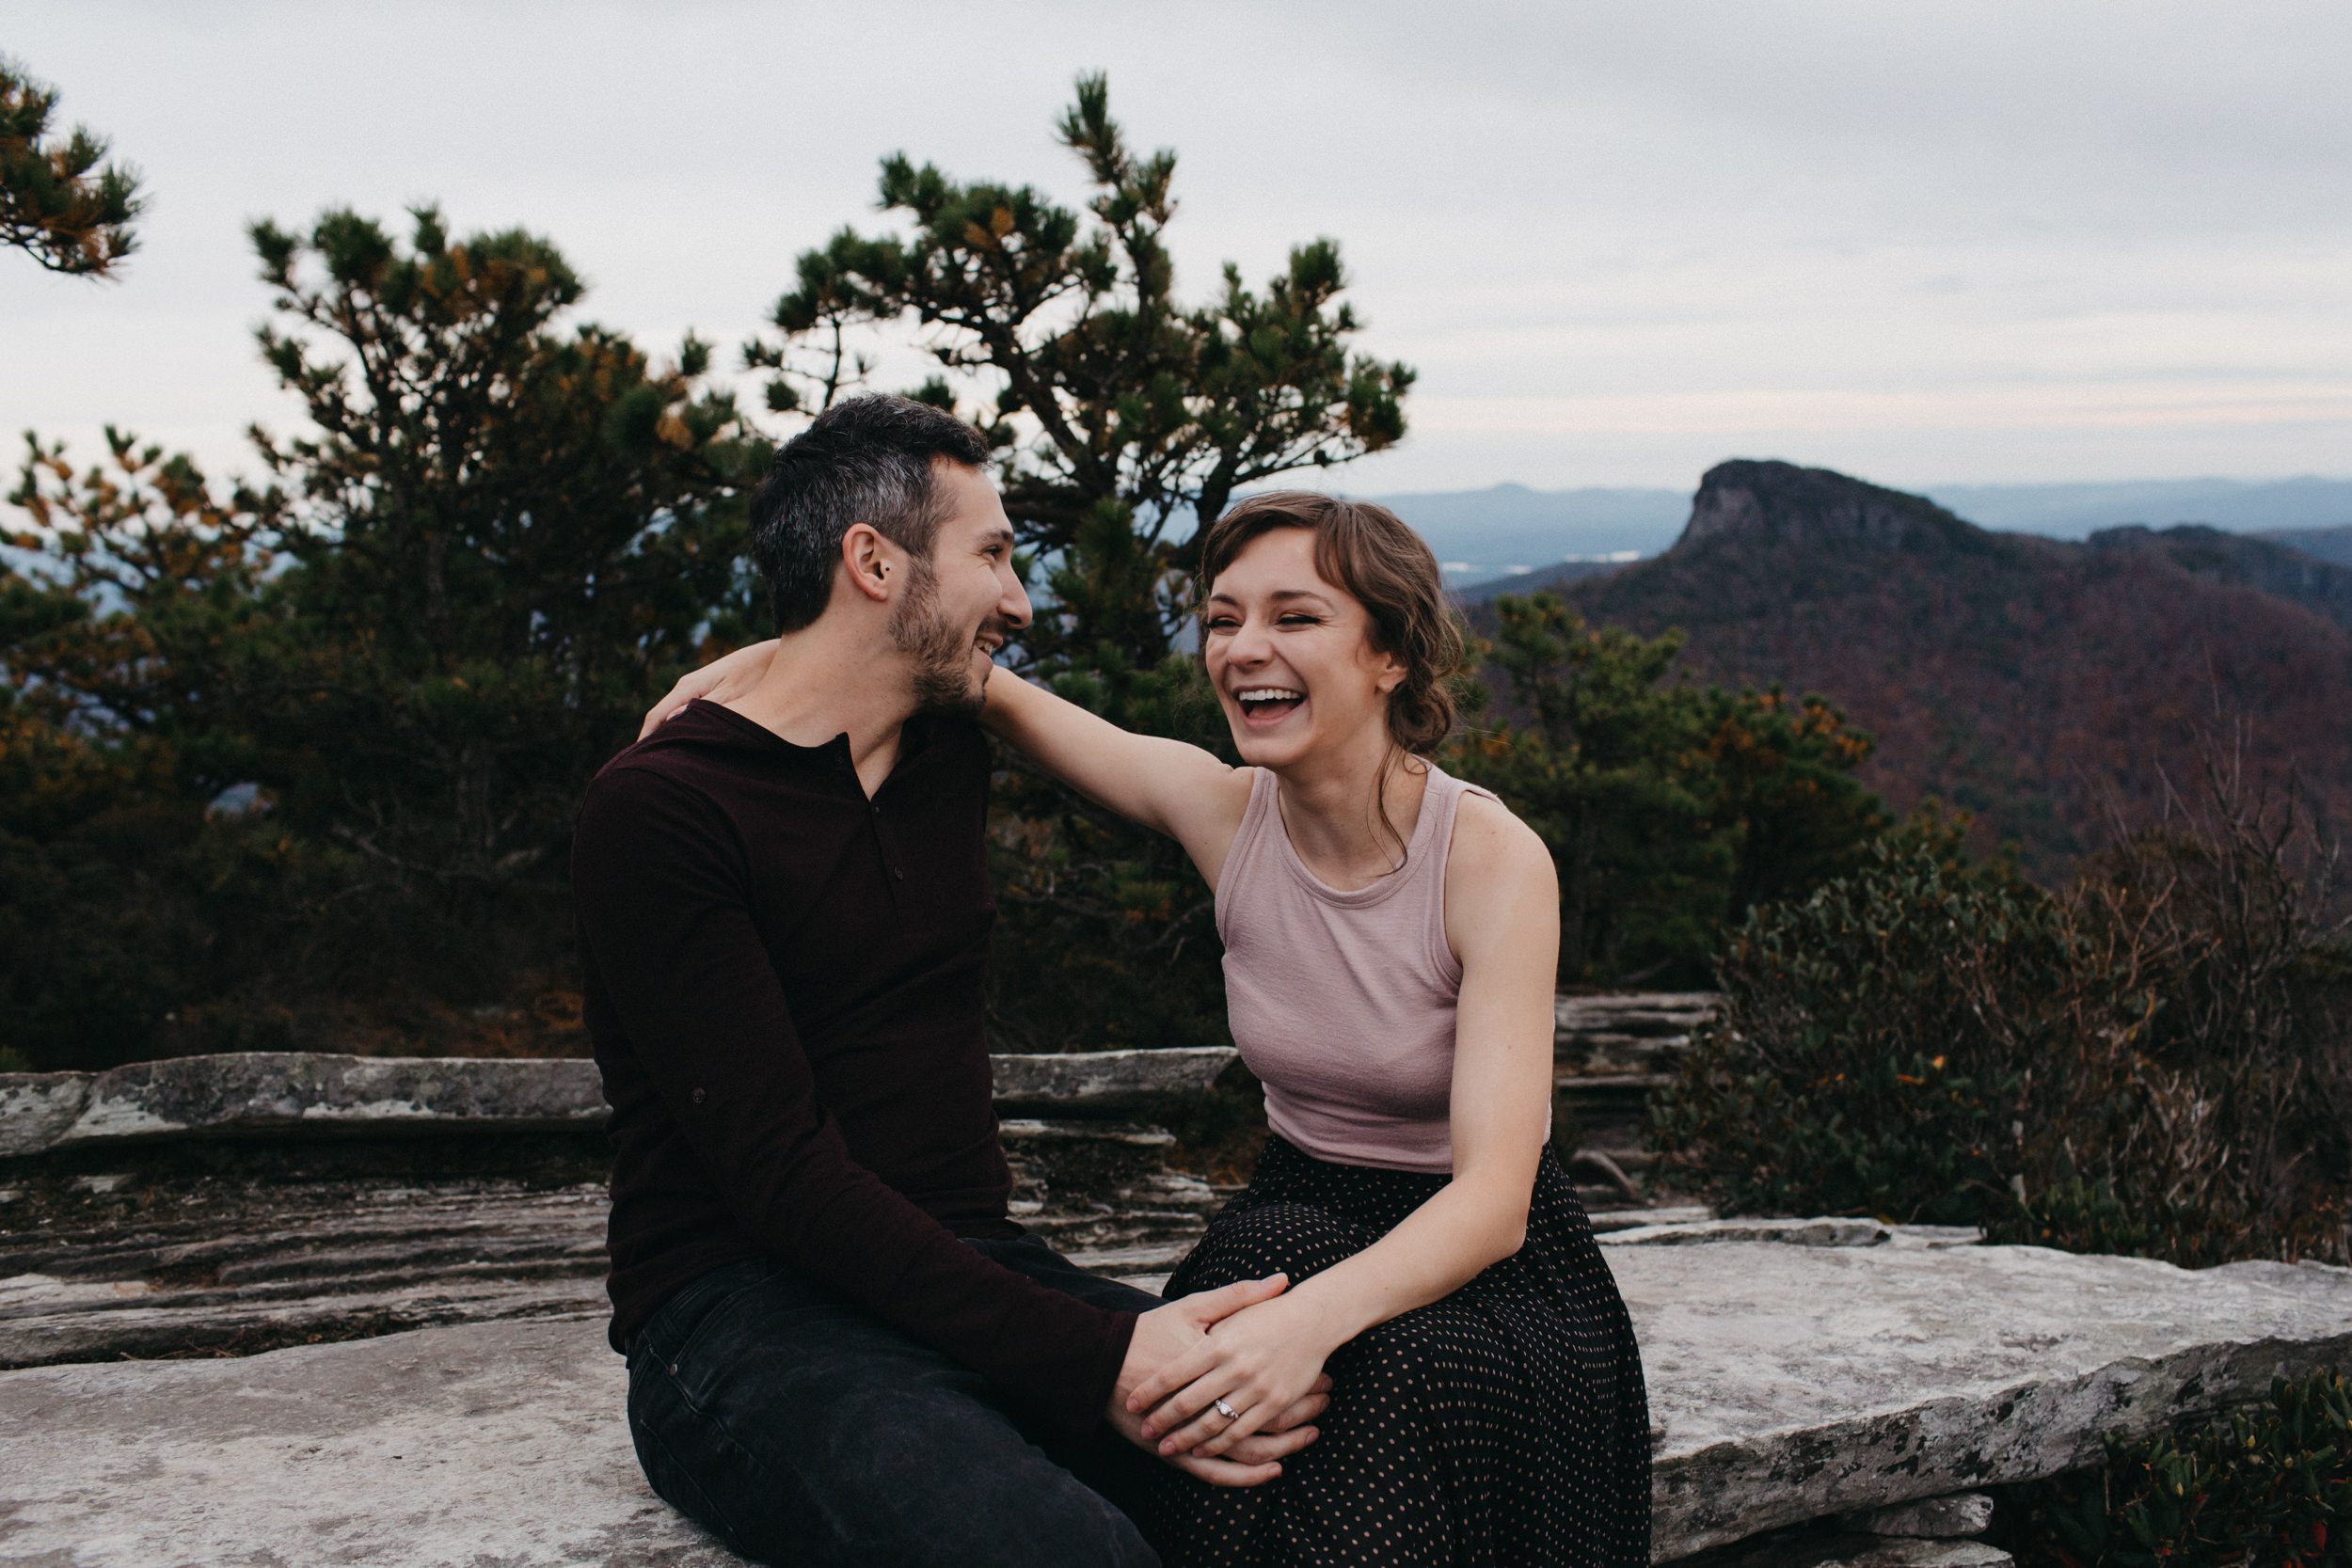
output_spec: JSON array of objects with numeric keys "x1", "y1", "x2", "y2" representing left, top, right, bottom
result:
[{"x1": 1216, "y1": 761, "x2": 1537, "y2": 1173}]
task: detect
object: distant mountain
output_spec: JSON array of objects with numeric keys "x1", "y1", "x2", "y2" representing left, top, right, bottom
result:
[
  {"x1": 1362, "y1": 484, "x2": 1687, "y2": 583},
  {"x1": 1552, "y1": 461, "x2": 2352, "y2": 878},
  {"x1": 1363, "y1": 476, "x2": 2352, "y2": 583},
  {"x1": 1923, "y1": 477, "x2": 2352, "y2": 540},
  {"x1": 2086, "y1": 525, "x2": 2352, "y2": 633},
  {"x1": 1453, "y1": 559, "x2": 1630, "y2": 602},
  {"x1": 2259, "y1": 524, "x2": 2352, "y2": 571}
]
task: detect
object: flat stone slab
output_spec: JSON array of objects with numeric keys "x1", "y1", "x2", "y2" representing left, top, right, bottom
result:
[
  {"x1": 1844, "y1": 1493, "x2": 1996, "y2": 1539},
  {"x1": 0, "y1": 1050, "x2": 1243, "y2": 1157},
  {"x1": 0, "y1": 1120, "x2": 1227, "y2": 1370},
  {"x1": 3, "y1": 1241, "x2": 2345, "y2": 1564},
  {"x1": 0, "y1": 1314, "x2": 730, "y2": 1568},
  {"x1": 1632, "y1": 1243, "x2": 2352, "y2": 1555},
  {"x1": 0, "y1": 1056, "x2": 614, "y2": 1156},
  {"x1": 1708, "y1": 1534, "x2": 2013, "y2": 1568},
  {"x1": 1601, "y1": 1218, "x2": 1982, "y2": 1249},
  {"x1": 990, "y1": 1048, "x2": 1239, "y2": 1110}
]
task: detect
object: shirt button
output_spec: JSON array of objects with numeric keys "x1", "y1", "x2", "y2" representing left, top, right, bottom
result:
[
  {"x1": 691, "y1": 1087, "x2": 707, "y2": 1104},
  {"x1": 892, "y1": 868, "x2": 904, "y2": 880}
]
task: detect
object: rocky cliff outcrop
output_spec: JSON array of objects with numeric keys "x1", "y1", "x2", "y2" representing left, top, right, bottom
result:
[
  {"x1": 1677, "y1": 462, "x2": 1987, "y2": 557},
  {"x1": 1561, "y1": 462, "x2": 2352, "y2": 875}
]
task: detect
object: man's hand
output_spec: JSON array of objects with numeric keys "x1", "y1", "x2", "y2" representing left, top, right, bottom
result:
[
  {"x1": 640, "y1": 640, "x2": 778, "y2": 738},
  {"x1": 1107, "y1": 1275, "x2": 1330, "y2": 1486}
]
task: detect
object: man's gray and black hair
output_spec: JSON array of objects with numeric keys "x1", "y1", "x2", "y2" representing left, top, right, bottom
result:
[{"x1": 749, "y1": 394, "x2": 993, "y2": 634}]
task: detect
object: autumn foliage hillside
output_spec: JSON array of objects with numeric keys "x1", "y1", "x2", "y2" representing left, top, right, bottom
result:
[{"x1": 1559, "y1": 461, "x2": 2352, "y2": 877}]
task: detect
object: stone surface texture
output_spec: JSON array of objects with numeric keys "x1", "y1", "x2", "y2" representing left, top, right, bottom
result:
[
  {"x1": 3, "y1": 1054, "x2": 610, "y2": 1155},
  {"x1": 0, "y1": 1049, "x2": 1243, "y2": 1157},
  {"x1": 1634, "y1": 1243, "x2": 2352, "y2": 1556},
  {"x1": 1601, "y1": 1218, "x2": 1983, "y2": 1250},
  {"x1": 0, "y1": 1075, "x2": 91, "y2": 1159},
  {"x1": 1707, "y1": 1534, "x2": 2013, "y2": 1568},
  {"x1": 1552, "y1": 991, "x2": 1719, "y2": 1183},
  {"x1": 3, "y1": 1240, "x2": 2346, "y2": 1565},
  {"x1": 0, "y1": 1316, "x2": 733, "y2": 1568},
  {"x1": 1, "y1": 1031, "x2": 1701, "y2": 1370},
  {"x1": 0, "y1": 1117, "x2": 1224, "y2": 1370},
  {"x1": 990, "y1": 1047, "x2": 1238, "y2": 1109},
  {"x1": 1845, "y1": 1493, "x2": 1996, "y2": 1539}
]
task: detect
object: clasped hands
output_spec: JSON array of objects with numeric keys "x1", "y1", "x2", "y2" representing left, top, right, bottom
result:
[{"x1": 1107, "y1": 1274, "x2": 1341, "y2": 1488}]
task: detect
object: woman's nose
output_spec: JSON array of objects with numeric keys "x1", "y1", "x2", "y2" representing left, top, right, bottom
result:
[{"x1": 1224, "y1": 618, "x2": 1272, "y2": 665}]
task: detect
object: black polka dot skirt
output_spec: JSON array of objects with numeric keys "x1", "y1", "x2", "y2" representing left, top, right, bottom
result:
[{"x1": 1137, "y1": 1134, "x2": 1652, "y2": 1568}]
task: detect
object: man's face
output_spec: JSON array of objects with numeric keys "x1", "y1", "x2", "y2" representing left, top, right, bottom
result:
[{"x1": 891, "y1": 462, "x2": 1031, "y2": 716}]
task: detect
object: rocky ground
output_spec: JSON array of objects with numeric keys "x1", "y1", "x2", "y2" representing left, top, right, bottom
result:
[
  {"x1": 8, "y1": 995, "x2": 2346, "y2": 1565},
  {"x1": 5, "y1": 1229, "x2": 2345, "y2": 1566}
]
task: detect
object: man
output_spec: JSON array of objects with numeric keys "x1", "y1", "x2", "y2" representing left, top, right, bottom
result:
[{"x1": 571, "y1": 394, "x2": 1326, "y2": 1567}]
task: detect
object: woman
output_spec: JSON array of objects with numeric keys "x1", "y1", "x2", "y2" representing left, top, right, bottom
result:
[{"x1": 662, "y1": 491, "x2": 1650, "y2": 1566}]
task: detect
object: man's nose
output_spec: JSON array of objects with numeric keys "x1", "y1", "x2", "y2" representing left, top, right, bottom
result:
[{"x1": 1000, "y1": 575, "x2": 1033, "y2": 631}]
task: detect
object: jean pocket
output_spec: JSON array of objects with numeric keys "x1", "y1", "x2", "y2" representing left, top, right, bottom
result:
[
  {"x1": 659, "y1": 1264, "x2": 812, "y2": 1415},
  {"x1": 628, "y1": 1371, "x2": 748, "y2": 1552},
  {"x1": 633, "y1": 1261, "x2": 792, "y2": 1377}
]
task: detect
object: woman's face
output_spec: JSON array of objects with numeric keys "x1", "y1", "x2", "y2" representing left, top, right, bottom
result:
[{"x1": 1200, "y1": 526, "x2": 1405, "y2": 769}]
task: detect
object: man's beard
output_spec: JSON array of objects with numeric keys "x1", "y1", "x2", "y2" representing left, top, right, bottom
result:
[{"x1": 889, "y1": 557, "x2": 989, "y2": 717}]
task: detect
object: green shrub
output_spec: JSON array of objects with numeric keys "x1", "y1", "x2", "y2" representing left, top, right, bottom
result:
[
  {"x1": 2021, "y1": 1370, "x2": 2352, "y2": 1567},
  {"x1": 1649, "y1": 832, "x2": 2062, "y2": 1227},
  {"x1": 1650, "y1": 758, "x2": 2352, "y2": 1266}
]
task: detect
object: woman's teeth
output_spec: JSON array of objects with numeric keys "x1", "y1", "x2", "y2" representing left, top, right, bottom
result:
[{"x1": 1236, "y1": 687, "x2": 1305, "y2": 722}]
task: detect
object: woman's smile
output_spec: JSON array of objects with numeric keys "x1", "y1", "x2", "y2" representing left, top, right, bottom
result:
[{"x1": 1235, "y1": 686, "x2": 1307, "y2": 726}]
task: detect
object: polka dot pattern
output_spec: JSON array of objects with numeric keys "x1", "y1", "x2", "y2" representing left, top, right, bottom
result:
[{"x1": 1138, "y1": 1134, "x2": 1652, "y2": 1567}]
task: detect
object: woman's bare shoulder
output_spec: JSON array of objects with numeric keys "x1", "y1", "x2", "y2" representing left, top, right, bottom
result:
[{"x1": 1448, "y1": 787, "x2": 1555, "y2": 888}]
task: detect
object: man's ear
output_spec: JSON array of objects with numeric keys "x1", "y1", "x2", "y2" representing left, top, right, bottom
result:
[{"x1": 841, "y1": 523, "x2": 897, "y2": 606}]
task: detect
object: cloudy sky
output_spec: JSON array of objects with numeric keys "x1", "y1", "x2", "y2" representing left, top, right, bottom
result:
[{"x1": 5, "y1": 0, "x2": 2348, "y2": 499}]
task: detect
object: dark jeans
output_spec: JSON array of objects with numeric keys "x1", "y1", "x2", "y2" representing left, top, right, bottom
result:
[{"x1": 625, "y1": 1236, "x2": 1165, "y2": 1567}]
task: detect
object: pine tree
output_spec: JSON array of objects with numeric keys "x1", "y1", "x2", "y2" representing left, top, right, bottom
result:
[
  {"x1": 0, "y1": 56, "x2": 142, "y2": 277},
  {"x1": 745, "y1": 76, "x2": 1416, "y2": 1048},
  {"x1": 5, "y1": 208, "x2": 766, "y2": 1065},
  {"x1": 748, "y1": 73, "x2": 1410, "y2": 672},
  {"x1": 1451, "y1": 594, "x2": 1888, "y2": 983}
]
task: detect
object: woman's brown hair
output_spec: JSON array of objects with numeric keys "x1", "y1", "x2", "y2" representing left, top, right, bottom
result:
[{"x1": 1195, "y1": 491, "x2": 1466, "y2": 755}]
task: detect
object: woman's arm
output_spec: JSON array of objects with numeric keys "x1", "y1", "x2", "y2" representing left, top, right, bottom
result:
[
  {"x1": 639, "y1": 642, "x2": 1253, "y2": 887},
  {"x1": 1127, "y1": 794, "x2": 1561, "y2": 1458},
  {"x1": 980, "y1": 672, "x2": 1254, "y2": 887}
]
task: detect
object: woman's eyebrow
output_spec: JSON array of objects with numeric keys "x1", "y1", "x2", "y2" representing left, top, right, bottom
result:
[{"x1": 1204, "y1": 587, "x2": 1333, "y2": 608}]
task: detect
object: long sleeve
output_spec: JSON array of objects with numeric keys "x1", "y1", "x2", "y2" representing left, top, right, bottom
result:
[{"x1": 572, "y1": 762, "x2": 1136, "y2": 1436}]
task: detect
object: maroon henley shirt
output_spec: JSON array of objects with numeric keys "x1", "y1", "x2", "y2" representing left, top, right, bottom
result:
[{"x1": 570, "y1": 698, "x2": 1138, "y2": 1437}]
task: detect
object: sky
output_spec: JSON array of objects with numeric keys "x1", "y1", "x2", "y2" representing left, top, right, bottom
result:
[{"x1": 5, "y1": 0, "x2": 2349, "y2": 500}]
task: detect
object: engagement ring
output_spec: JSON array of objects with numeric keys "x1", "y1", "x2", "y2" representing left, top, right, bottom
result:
[{"x1": 1213, "y1": 1398, "x2": 1240, "y2": 1420}]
